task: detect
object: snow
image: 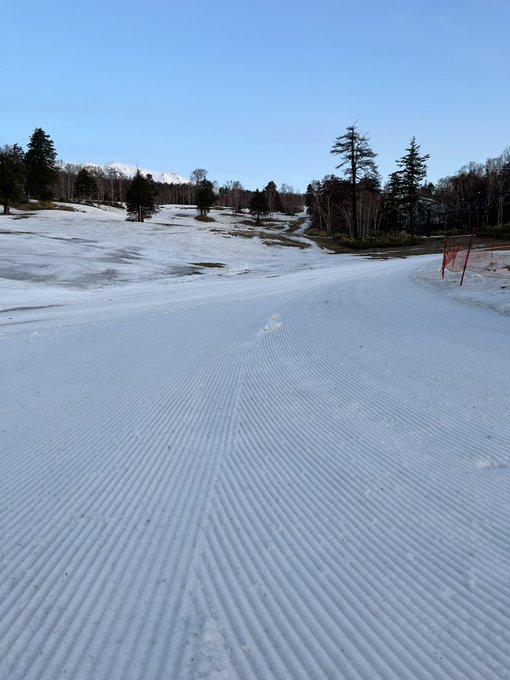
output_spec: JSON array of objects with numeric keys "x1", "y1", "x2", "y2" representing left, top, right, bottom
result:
[{"x1": 1, "y1": 205, "x2": 509, "y2": 680}]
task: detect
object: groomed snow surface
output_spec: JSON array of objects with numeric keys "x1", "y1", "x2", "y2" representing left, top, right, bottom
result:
[{"x1": 1, "y1": 205, "x2": 509, "y2": 680}]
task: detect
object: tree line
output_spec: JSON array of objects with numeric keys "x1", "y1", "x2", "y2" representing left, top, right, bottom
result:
[
  {"x1": 4, "y1": 125, "x2": 507, "y2": 234},
  {"x1": 0, "y1": 128, "x2": 304, "y2": 221},
  {"x1": 306, "y1": 123, "x2": 510, "y2": 239},
  {"x1": 0, "y1": 128, "x2": 59, "y2": 214},
  {"x1": 122, "y1": 173, "x2": 304, "y2": 222}
]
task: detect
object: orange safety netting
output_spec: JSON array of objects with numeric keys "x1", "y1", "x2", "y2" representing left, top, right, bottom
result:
[{"x1": 442, "y1": 241, "x2": 510, "y2": 280}]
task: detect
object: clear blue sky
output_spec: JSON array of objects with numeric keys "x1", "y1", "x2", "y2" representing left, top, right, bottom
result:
[{"x1": 2, "y1": 0, "x2": 509, "y2": 192}]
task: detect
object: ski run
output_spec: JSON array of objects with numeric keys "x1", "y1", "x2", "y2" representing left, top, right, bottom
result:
[{"x1": 0, "y1": 204, "x2": 509, "y2": 679}]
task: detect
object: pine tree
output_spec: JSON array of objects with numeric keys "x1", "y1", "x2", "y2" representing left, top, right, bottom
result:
[
  {"x1": 396, "y1": 137, "x2": 429, "y2": 233},
  {"x1": 125, "y1": 170, "x2": 158, "y2": 222},
  {"x1": 195, "y1": 179, "x2": 216, "y2": 216},
  {"x1": 0, "y1": 144, "x2": 26, "y2": 214},
  {"x1": 24, "y1": 128, "x2": 58, "y2": 200},
  {"x1": 249, "y1": 189, "x2": 269, "y2": 225},
  {"x1": 74, "y1": 167, "x2": 98, "y2": 201},
  {"x1": 331, "y1": 123, "x2": 378, "y2": 239}
]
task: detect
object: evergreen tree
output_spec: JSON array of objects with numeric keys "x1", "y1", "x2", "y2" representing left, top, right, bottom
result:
[
  {"x1": 331, "y1": 123, "x2": 378, "y2": 239},
  {"x1": 125, "y1": 170, "x2": 158, "y2": 221},
  {"x1": 24, "y1": 128, "x2": 58, "y2": 200},
  {"x1": 382, "y1": 171, "x2": 405, "y2": 233},
  {"x1": 249, "y1": 189, "x2": 269, "y2": 225},
  {"x1": 264, "y1": 180, "x2": 278, "y2": 216},
  {"x1": 195, "y1": 179, "x2": 216, "y2": 216},
  {"x1": 74, "y1": 167, "x2": 98, "y2": 201},
  {"x1": 0, "y1": 144, "x2": 26, "y2": 214},
  {"x1": 396, "y1": 137, "x2": 429, "y2": 233},
  {"x1": 304, "y1": 183, "x2": 316, "y2": 215}
]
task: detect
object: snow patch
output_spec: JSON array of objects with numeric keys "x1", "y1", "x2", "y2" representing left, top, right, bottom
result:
[
  {"x1": 261, "y1": 314, "x2": 283, "y2": 333},
  {"x1": 476, "y1": 456, "x2": 508, "y2": 469},
  {"x1": 196, "y1": 619, "x2": 236, "y2": 680}
]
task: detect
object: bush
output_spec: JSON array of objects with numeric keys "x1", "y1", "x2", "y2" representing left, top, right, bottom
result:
[
  {"x1": 26, "y1": 200, "x2": 54, "y2": 210},
  {"x1": 336, "y1": 233, "x2": 423, "y2": 249},
  {"x1": 306, "y1": 227, "x2": 330, "y2": 237},
  {"x1": 306, "y1": 228, "x2": 423, "y2": 249},
  {"x1": 194, "y1": 214, "x2": 215, "y2": 223},
  {"x1": 477, "y1": 224, "x2": 510, "y2": 240}
]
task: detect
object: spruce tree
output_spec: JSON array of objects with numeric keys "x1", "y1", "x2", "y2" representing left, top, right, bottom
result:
[
  {"x1": 24, "y1": 128, "x2": 58, "y2": 200},
  {"x1": 305, "y1": 183, "x2": 315, "y2": 214},
  {"x1": 74, "y1": 167, "x2": 98, "y2": 201},
  {"x1": 383, "y1": 171, "x2": 406, "y2": 233},
  {"x1": 249, "y1": 189, "x2": 269, "y2": 225},
  {"x1": 195, "y1": 179, "x2": 216, "y2": 216},
  {"x1": 396, "y1": 137, "x2": 429, "y2": 233},
  {"x1": 331, "y1": 123, "x2": 378, "y2": 240},
  {"x1": 0, "y1": 144, "x2": 26, "y2": 214},
  {"x1": 125, "y1": 171, "x2": 158, "y2": 222}
]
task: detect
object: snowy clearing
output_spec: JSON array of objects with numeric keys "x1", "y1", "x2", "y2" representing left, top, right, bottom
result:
[{"x1": 1, "y1": 205, "x2": 509, "y2": 679}]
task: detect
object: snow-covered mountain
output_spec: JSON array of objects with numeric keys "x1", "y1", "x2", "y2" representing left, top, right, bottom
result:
[{"x1": 78, "y1": 161, "x2": 190, "y2": 185}]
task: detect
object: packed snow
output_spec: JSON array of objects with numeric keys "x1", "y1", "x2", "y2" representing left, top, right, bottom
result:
[{"x1": 1, "y1": 204, "x2": 509, "y2": 680}]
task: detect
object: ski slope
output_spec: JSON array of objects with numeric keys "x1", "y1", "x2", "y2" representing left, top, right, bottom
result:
[{"x1": 0, "y1": 206, "x2": 509, "y2": 679}]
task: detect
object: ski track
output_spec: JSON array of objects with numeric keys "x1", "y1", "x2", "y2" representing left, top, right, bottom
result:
[{"x1": 0, "y1": 258, "x2": 509, "y2": 679}]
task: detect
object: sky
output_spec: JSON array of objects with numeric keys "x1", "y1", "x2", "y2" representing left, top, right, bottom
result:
[{"x1": 2, "y1": 0, "x2": 509, "y2": 192}]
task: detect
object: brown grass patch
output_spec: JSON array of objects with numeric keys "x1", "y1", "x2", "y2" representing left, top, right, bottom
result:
[{"x1": 191, "y1": 262, "x2": 225, "y2": 269}]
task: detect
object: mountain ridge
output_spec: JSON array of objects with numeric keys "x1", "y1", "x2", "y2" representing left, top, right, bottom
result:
[{"x1": 65, "y1": 160, "x2": 190, "y2": 185}]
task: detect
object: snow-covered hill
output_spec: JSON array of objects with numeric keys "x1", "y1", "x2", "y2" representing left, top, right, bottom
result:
[{"x1": 78, "y1": 160, "x2": 190, "y2": 185}]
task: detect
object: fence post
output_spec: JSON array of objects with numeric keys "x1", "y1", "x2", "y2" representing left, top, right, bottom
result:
[
  {"x1": 460, "y1": 229, "x2": 476, "y2": 286},
  {"x1": 441, "y1": 234, "x2": 448, "y2": 278}
]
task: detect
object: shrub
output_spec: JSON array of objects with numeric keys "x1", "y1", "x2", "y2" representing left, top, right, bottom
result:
[
  {"x1": 335, "y1": 233, "x2": 423, "y2": 249},
  {"x1": 477, "y1": 224, "x2": 510, "y2": 240},
  {"x1": 194, "y1": 214, "x2": 215, "y2": 223},
  {"x1": 306, "y1": 228, "x2": 423, "y2": 249}
]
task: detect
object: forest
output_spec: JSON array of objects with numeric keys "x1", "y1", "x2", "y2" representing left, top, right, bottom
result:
[{"x1": 306, "y1": 124, "x2": 510, "y2": 240}]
